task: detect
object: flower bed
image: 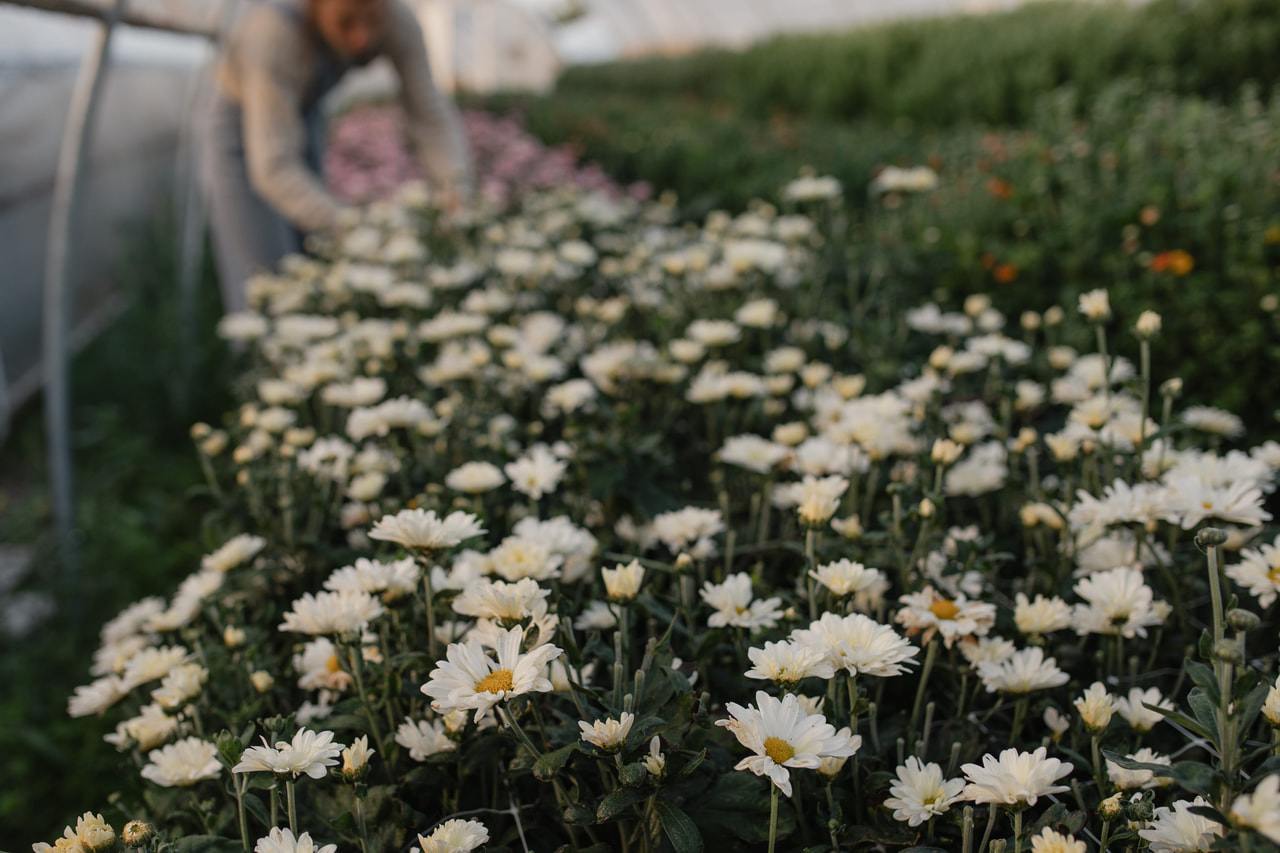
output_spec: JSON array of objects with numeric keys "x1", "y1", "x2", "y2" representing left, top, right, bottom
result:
[{"x1": 45, "y1": 153, "x2": 1280, "y2": 853}]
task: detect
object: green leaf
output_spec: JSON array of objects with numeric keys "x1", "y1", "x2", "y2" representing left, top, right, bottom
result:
[
  {"x1": 1186, "y1": 660, "x2": 1221, "y2": 705},
  {"x1": 1186, "y1": 688, "x2": 1222, "y2": 745},
  {"x1": 563, "y1": 803, "x2": 596, "y2": 825},
  {"x1": 174, "y1": 837, "x2": 244, "y2": 853},
  {"x1": 330, "y1": 812, "x2": 355, "y2": 833},
  {"x1": 1144, "y1": 702, "x2": 1213, "y2": 740},
  {"x1": 1169, "y1": 761, "x2": 1219, "y2": 797},
  {"x1": 597, "y1": 787, "x2": 650, "y2": 823},
  {"x1": 533, "y1": 742, "x2": 579, "y2": 781},
  {"x1": 242, "y1": 792, "x2": 270, "y2": 830},
  {"x1": 679, "y1": 749, "x2": 708, "y2": 777},
  {"x1": 1236, "y1": 683, "x2": 1271, "y2": 734},
  {"x1": 654, "y1": 800, "x2": 704, "y2": 853}
]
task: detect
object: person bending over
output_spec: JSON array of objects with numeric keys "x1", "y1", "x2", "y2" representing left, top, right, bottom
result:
[{"x1": 203, "y1": 0, "x2": 472, "y2": 312}]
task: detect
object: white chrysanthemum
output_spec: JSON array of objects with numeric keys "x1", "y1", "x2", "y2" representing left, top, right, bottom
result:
[
  {"x1": 700, "y1": 573, "x2": 784, "y2": 630},
  {"x1": 944, "y1": 441, "x2": 1008, "y2": 496},
  {"x1": 445, "y1": 462, "x2": 507, "y2": 494},
  {"x1": 1182, "y1": 406, "x2": 1245, "y2": 439},
  {"x1": 579, "y1": 712, "x2": 634, "y2": 750},
  {"x1": 504, "y1": 445, "x2": 567, "y2": 501},
  {"x1": 1077, "y1": 288, "x2": 1110, "y2": 321},
  {"x1": 574, "y1": 600, "x2": 618, "y2": 631},
  {"x1": 642, "y1": 735, "x2": 666, "y2": 777},
  {"x1": 233, "y1": 729, "x2": 344, "y2": 779},
  {"x1": 414, "y1": 819, "x2": 489, "y2": 853},
  {"x1": 1073, "y1": 567, "x2": 1167, "y2": 639},
  {"x1": 1231, "y1": 775, "x2": 1280, "y2": 844},
  {"x1": 421, "y1": 625, "x2": 562, "y2": 722},
  {"x1": 602, "y1": 560, "x2": 645, "y2": 602},
  {"x1": 961, "y1": 747, "x2": 1073, "y2": 806},
  {"x1": 369, "y1": 508, "x2": 486, "y2": 552},
  {"x1": 121, "y1": 645, "x2": 191, "y2": 690},
  {"x1": 255, "y1": 828, "x2": 337, "y2": 853},
  {"x1": 452, "y1": 577, "x2": 549, "y2": 621},
  {"x1": 1228, "y1": 533, "x2": 1280, "y2": 607},
  {"x1": 1073, "y1": 681, "x2": 1114, "y2": 731},
  {"x1": 883, "y1": 756, "x2": 965, "y2": 826},
  {"x1": 650, "y1": 506, "x2": 724, "y2": 554},
  {"x1": 293, "y1": 637, "x2": 353, "y2": 692},
  {"x1": 140, "y1": 736, "x2": 222, "y2": 787},
  {"x1": 324, "y1": 557, "x2": 421, "y2": 602},
  {"x1": 511, "y1": 515, "x2": 599, "y2": 584},
  {"x1": 772, "y1": 474, "x2": 849, "y2": 510},
  {"x1": 396, "y1": 717, "x2": 456, "y2": 761},
  {"x1": 202, "y1": 534, "x2": 266, "y2": 573},
  {"x1": 279, "y1": 590, "x2": 386, "y2": 636},
  {"x1": 1106, "y1": 747, "x2": 1173, "y2": 790},
  {"x1": 1013, "y1": 593, "x2": 1074, "y2": 636},
  {"x1": 718, "y1": 434, "x2": 790, "y2": 474},
  {"x1": 1139, "y1": 797, "x2": 1224, "y2": 852},
  {"x1": 790, "y1": 611, "x2": 919, "y2": 677},
  {"x1": 321, "y1": 376, "x2": 387, "y2": 408},
  {"x1": 744, "y1": 640, "x2": 836, "y2": 686},
  {"x1": 104, "y1": 702, "x2": 180, "y2": 751},
  {"x1": 1166, "y1": 476, "x2": 1271, "y2": 530},
  {"x1": 151, "y1": 663, "x2": 208, "y2": 710},
  {"x1": 809, "y1": 559, "x2": 886, "y2": 599},
  {"x1": 488, "y1": 536, "x2": 563, "y2": 582},
  {"x1": 68, "y1": 675, "x2": 129, "y2": 718},
  {"x1": 542, "y1": 378, "x2": 597, "y2": 417},
  {"x1": 977, "y1": 647, "x2": 1069, "y2": 694},
  {"x1": 1113, "y1": 686, "x2": 1172, "y2": 732},
  {"x1": 958, "y1": 636, "x2": 1017, "y2": 669},
  {"x1": 716, "y1": 690, "x2": 858, "y2": 797},
  {"x1": 896, "y1": 587, "x2": 996, "y2": 648},
  {"x1": 1029, "y1": 827, "x2": 1087, "y2": 853}
]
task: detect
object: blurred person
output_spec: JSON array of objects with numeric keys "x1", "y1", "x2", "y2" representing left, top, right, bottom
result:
[{"x1": 202, "y1": 0, "x2": 472, "y2": 312}]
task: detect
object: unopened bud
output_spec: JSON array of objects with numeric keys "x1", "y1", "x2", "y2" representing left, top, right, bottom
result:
[
  {"x1": 121, "y1": 820, "x2": 155, "y2": 848},
  {"x1": 1196, "y1": 527, "x2": 1228, "y2": 548},
  {"x1": 250, "y1": 671, "x2": 274, "y2": 692},
  {"x1": 1213, "y1": 639, "x2": 1244, "y2": 665},
  {"x1": 1227, "y1": 609, "x2": 1262, "y2": 632},
  {"x1": 1160, "y1": 377, "x2": 1183, "y2": 398},
  {"x1": 1134, "y1": 310, "x2": 1162, "y2": 339},
  {"x1": 1099, "y1": 793, "x2": 1124, "y2": 821},
  {"x1": 189, "y1": 422, "x2": 212, "y2": 440},
  {"x1": 918, "y1": 498, "x2": 936, "y2": 519}
]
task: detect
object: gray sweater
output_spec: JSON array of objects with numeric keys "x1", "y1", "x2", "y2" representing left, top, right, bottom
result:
[{"x1": 214, "y1": 0, "x2": 473, "y2": 232}]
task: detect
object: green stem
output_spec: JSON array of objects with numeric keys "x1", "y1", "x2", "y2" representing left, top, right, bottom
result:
[
  {"x1": 347, "y1": 645, "x2": 388, "y2": 761},
  {"x1": 234, "y1": 774, "x2": 250, "y2": 852},
  {"x1": 909, "y1": 639, "x2": 939, "y2": 742},
  {"x1": 1011, "y1": 808, "x2": 1022, "y2": 853},
  {"x1": 977, "y1": 803, "x2": 998, "y2": 853},
  {"x1": 286, "y1": 778, "x2": 298, "y2": 834},
  {"x1": 805, "y1": 529, "x2": 819, "y2": 620},
  {"x1": 354, "y1": 795, "x2": 370, "y2": 853},
  {"x1": 768, "y1": 783, "x2": 780, "y2": 853}
]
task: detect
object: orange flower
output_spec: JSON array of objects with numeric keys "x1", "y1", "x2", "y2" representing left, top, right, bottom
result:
[
  {"x1": 1150, "y1": 250, "x2": 1194, "y2": 276},
  {"x1": 1150, "y1": 252, "x2": 1170, "y2": 273},
  {"x1": 985, "y1": 177, "x2": 1013, "y2": 200},
  {"x1": 994, "y1": 263, "x2": 1019, "y2": 284}
]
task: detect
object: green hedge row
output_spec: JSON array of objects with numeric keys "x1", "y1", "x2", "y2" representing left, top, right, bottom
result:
[
  {"x1": 516, "y1": 79, "x2": 1280, "y2": 433},
  {"x1": 553, "y1": 0, "x2": 1280, "y2": 127}
]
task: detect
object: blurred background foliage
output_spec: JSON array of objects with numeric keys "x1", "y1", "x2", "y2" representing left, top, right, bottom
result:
[
  {"x1": 6, "y1": 0, "x2": 1280, "y2": 844},
  {"x1": 0, "y1": 221, "x2": 233, "y2": 845}
]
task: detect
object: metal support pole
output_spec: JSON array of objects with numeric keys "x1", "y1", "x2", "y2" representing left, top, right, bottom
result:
[{"x1": 43, "y1": 0, "x2": 126, "y2": 576}]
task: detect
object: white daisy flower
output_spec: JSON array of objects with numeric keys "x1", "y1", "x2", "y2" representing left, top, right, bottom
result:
[
  {"x1": 791, "y1": 612, "x2": 919, "y2": 677},
  {"x1": 883, "y1": 756, "x2": 965, "y2": 826},
  {"x1": 579, "y1": 712, "x2": 634, "y2": 750},
  {"x1": 896, "y1": 586, "x2": 996, "y2": 648},
  {"x1": 1106, "y1": 747, "x2": 1173, "y2": 790},
  {"x1": 278, "y1": 590, "x2": 386, "y2": 636},
  {"x1": 1227, "y1": 533, "x2": 1280, "y2": 607},
  {"x1": 700, "y1": 573, "x2": 784, "y2": 630},
  {"x1": 1182, "y1": 406, "x2": 1245, "y2": 439},
  {"x1": 254, "y1": 828, "x2": 337, "y2": 853},
  {"x1": 1073, "y1": 682, "x2": 1114, "y2": 731},
  {"x1": 1013, "y1": 593, "x2": 1074, "y2": 637},
  {"x1": 414, "y1": 818, "x2": 489, "y2": 853},
  {"x1": 602, "y1": 560, "x2": 645, "y2": 602},
  {"x1": 369, "y1": 508, "x2": 486, "y2": 552},
  {"x1": 1073, "y1": 567, "x2": 1166, "y2": 639},
  {"x1": 202, "y1": 533, "x2": 266, "y2": 572},
  {"x1": 452, "y1": 577, "x2": 550, "y2": 622},
  {"x1": 1138, "y1": 797, "x2": 1224, "y2": 852},
  {"x1": 1231, "y1": 775, "x2": 1280, "y2": 844},
  {"x1": 716, "y1": 690, "x2": 858, "y2": 797},
  {"x1": 744, "y1": 640, "x2": 836, "y2": 686},
  {"x1": 977, "y1": 647, "x2": 1069, "y2": 694},
  {"x1": 718, "y1": 434, "x2": 791, "y2": 475},
  {"x1": 67, "y1": 675, "x2": 129, "y2": 718},
  {"x1": 808, "y1": 559, "x2": 886, "y2": 599},
  {"x1": 151, "y1": 663, "x2": 208, "y2": 710},
  {"x1": 1028, "y1": 827, "x2": 1086, "y2": 853},
  {"x1": 233, "y1": 728, "x2": 344, "y2": 779},
  {"x1": 104, "y1": 703, "x2": 181, "y2": 751},
  {"x1": 961, "y1": 747, "x2": 1073, "y2": 807},
  {"x1": 323, "y1": 557, "x2": 421, "y2": 602},
  {"x1": 140, "y1": 737, "x2": 222, "y2": 787},
  {"x1": 504, "y1": 445, "x2": 567, "y2": 501},
  {"x1": 1113, "y1": 686, "x2": 1172, "y2": 732},
  {"x1": 421, "y1": 625, "x2": 562, "y2": 722},
  {"x1": 395, "y1": 717, "x2": 456, "y2": 761},
  {"x1": 444, "y1": 462, "x2": 507, "y2": 494}
]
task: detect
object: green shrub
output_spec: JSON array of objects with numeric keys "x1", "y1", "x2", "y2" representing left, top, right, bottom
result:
[{"x1": 553, "y1": 0, "x2": 1280, "y2": 127}]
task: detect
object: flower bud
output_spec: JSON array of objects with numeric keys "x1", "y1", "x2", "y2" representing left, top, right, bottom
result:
[
  {"x1": 1195, "y1": 527, "x2": 1229, "y2": 548},
  {"x1": 189, "y1": 422, "x2": 212, "y2": 441},
  {"x1": 121, "y1": 820, "x2": 155, "y2": 848},
  {"x1": 1043, "y1": 306, "x2": 1065, "y2": 326},
  {"x1": 250, "y1": 671, "x2": 275, "y2": 692},
  {"x1": 1099, "y1": 793, "x2": 1124, "y2": 821},
  {"x1": 341, "y1": 735, "x2": 375, "y2": 782},
  {"x1": 199, "y1": 431, "x2": 228, "y2": 457},
  {"x1": 1227, "y1": 609, "x2": 1262, "y2": 633},
  {"x1": 918, "y1": 498, "x2": 936, "y2": 519},
  {"x1": 1213, "y1": 639, "x2": 1244, "y2": 665},
  {"x1": 1020, "y1": 311, "x2": 1041, "y2": 331},
  {"x1": 223, "y1": 625, "x2": 246, "y2": 648},
  {"x1": 1134, "y1": 310, "x2": 1162, "y2": 339},
  {"x1": 1160, "y1": 377, "x2": 1183, "y2": 398}
]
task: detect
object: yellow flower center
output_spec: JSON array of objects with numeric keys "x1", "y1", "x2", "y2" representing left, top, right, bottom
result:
[
  {"x1": 326, "y1": 655, "x2": 342, "y2": 673},
  {"x1": 930, "y1": 599, "x2": 961, "y2": 620},
  {"x1": 763, "y1": 736, "x2": 795, "y2": 764},
  {"x1": 476, "y1": 668, "x2": 515, "y2": 694}
]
